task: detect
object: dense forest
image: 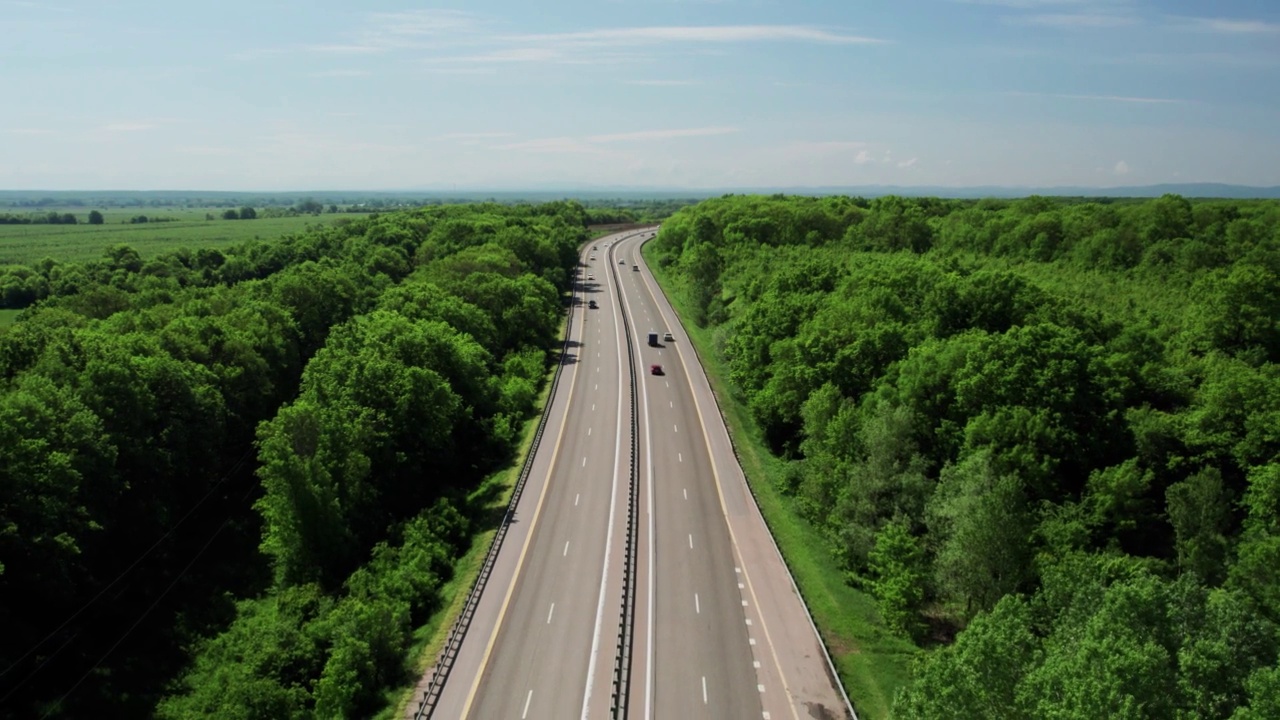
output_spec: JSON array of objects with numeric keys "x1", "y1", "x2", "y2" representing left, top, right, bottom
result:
[
  {"x1": 650, "y1": 193, "x2": 1280, "y2": 719},
  {"x1": 0, "y1": 202, "x2": 587, "y2": 717}
]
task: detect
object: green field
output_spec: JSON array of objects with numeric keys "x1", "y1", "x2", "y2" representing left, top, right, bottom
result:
[{"x1": 0, "y1": 212, "x2": 366, "y2": 265}]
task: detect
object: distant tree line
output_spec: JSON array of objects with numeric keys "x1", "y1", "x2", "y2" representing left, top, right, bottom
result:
[
  {"x1": 651, "y1": 193, "x2": 1280, "y2": 719},
  {"x1": 0, "y1": 200, "x2": 589, "y2": 718},
  {"x1": 0, "y1": 212, "x2": 80, "y2": 225}
]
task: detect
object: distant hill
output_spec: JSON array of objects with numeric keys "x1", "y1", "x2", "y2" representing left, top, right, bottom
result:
[
  {"x1": 2, "y1": 183, "x2": 1278, "y2": 205},
  {"x1": 755, "y1": 183, "x2": 1280, "y2": 200},
  {"x1": 395, "y1": 183, "x2": 1280, "y2": 200}
]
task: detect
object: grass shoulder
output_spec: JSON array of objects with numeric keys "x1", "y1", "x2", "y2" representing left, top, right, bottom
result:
[{"x1": 642, "y1": 245, "x2": 917, "y2": 720}]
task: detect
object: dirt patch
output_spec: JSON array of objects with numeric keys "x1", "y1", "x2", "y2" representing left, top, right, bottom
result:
[{"x1": 825, "y1": 633, "x2": 862, "y2": 656}]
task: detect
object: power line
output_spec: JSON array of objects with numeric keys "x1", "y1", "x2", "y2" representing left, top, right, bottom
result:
[
  {"x1": 0, "y1": 448, "x2": 253, "y2": 688},
  {"x1": 40, "y1": 482, "x2": 253, "y2": 719}
]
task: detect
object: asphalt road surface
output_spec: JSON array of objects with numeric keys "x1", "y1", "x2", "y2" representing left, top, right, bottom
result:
[{"x1": 421, "y1": 229, "x2": 851, "y2": 720}]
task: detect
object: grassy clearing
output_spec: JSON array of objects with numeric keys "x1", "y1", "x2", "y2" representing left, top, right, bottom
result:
[
  {"x1": 643, "y1": 246, "x2": 917, "y2": 720},
  {"x1": 0, "y1": 309, "x2": 20, "y2": 332},
  {"x1": 0, "y1": 213, "x2": 366, "y2": 265}
]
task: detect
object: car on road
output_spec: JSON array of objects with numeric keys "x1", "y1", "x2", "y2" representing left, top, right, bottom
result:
[
  {"x1": 587, "y1": 274, "x2": 594, "y2": 280},
  {"x1": 650, "y1": 364, "x2": 664, "y2": 375},
  {"x1": 592, "y1": 245, "x2": 597, "y2": 250},
  {"x1": 619, "y1": 259, "x2": 626, "y2": 265},
  {"x1": 663, "y1": 332, "x2": 674, "y2": 342},
  {"x1": 588, "y1": 300, "x2": 598, "y2": 309},
  {"x1": 632, "y1": 265, "x2": 639, "y2": 271},
  {"x1": 590, "y1": 256, "x2": 595, "y2": 261}
]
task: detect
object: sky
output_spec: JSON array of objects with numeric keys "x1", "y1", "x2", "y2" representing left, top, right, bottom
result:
[{"x1": 2, "y1": 0, "x2": 1279, "y2": 191}]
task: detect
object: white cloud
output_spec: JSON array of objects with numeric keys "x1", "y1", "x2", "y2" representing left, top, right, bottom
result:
[
  {"x1": 176, "y1": 146, "x2": 239, "y2": 156},
  {"x1": 366, "y1": 9, "x2": 477, "y2": 39},
  {"x1": 424, "y1": 47, "x2": 566, "y2": 64},
  {"x1": 102, "y1": 122, "x2": 157, "y2": 132},
  {"x1": 437, "y1": 132, "x2": 514, "y2": 141},
  {"x1": 246, "y1": 14, "x2": 886, "y2": 69},
  {"x1": 516, "y1": 25, "x2": 887, "y2": 46},
  {"x1": 492, "y1": 137, "x2": 605, "y2": 154},
  {"x1": 1114, "y1": 160, "x2": 1130, "y2": 175},
  {"x1": 785, "y1": 140, "x2": 869, "y2": 152},
  {"x1": 898, "y1": 157, "x2": 919, "y2": 168},
  {"x1": 1006, "y1": 12, "x2": 1137, "y2": 27},
  {"x1": 309, "y1": 69, "x2": 369, "y2": 77},
  {"x1": 1121, "y1": 51, "x2": 1280, "y2": 68},
  {"x1": 3, "y1": 128, "x2": 55, "y2": 135},
  {"x1": 490, "y1": 126, "x2": 738, "y2": 156},
  {"x1": 627, "y1": 79, "x2": 701, "y2": 86},
  {"x1": 586, "y1": 126, "x2": 738, "y2": 143},
  {"x1": 1006, "y1": 90, "x2": 1183, "y2": 104},
  {"x1": 422, "y1": 67, "x2": 498, "y2": 75},
  {"x1": 1172, "y1": 16, "x2": 1280, "y2": 34},
  {"x1": 304, "y1": 44, "x2": 384, "y2": 55}
]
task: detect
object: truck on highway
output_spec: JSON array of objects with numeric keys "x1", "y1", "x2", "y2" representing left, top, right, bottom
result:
[{"x1": 648, "y1": 331, "x2": 659, "y2": 346}]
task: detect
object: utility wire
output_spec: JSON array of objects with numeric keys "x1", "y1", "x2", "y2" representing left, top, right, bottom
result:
[
  {"x1": 0, "y1": 448, "x2": 253, "y2": 686},
  {"x1": 39, "y1": 481, "x2": 257, "y2": 719}
]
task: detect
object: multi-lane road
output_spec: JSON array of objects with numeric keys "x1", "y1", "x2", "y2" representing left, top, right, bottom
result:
[{"x1": 419, "y1": 229, "x2": 852, "y2": 720}]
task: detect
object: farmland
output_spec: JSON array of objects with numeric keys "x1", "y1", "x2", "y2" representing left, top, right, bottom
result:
[{"x1": 0, "y1": 211, "x2": 367, "y2": 265}]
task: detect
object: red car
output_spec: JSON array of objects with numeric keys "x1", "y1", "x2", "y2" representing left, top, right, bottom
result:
[{"x1": 650, "y1": 364, "x2": 664, "y2": 375}]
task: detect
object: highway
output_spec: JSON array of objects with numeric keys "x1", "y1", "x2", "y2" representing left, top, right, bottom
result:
[{"x1": 418, "y1": 228, "x2": 851, "y2": 720}]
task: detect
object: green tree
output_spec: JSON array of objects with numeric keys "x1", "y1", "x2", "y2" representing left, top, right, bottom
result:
[
  {"x1": 927, "y1": 450, "x2": 1033, "y2": 616},
  {"x1": 1231, "y1": 666, "x2": 1280, "y2": 720},
  {"x1": 893, "y1": 595, "x2": 1036, "y2": 720},
  {"x1": 87, "y1": 209, "x2": 104, "y2": 224},
  {"x1": 1018, "y1": 574, "x2": 1179, "y2": 720},
  {"x1": 1166, "y1": 467, "x2": 1231, "y2": 583},
  {"x1": 868, "y1": 515, "x2": 927, "y2": 637}
]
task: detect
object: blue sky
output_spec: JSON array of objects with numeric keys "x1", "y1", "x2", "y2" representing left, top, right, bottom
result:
[{"x1": 3, "y1": 0, "x2": 1278, "y2": 190}]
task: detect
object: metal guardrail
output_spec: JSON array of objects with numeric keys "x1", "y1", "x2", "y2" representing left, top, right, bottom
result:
[
  {"x1": 411, "y1": 251, "x2": 583, "y2": 720},
  {"x1": 608, "y1": 236, "x2": 641, "y2": 720}
]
